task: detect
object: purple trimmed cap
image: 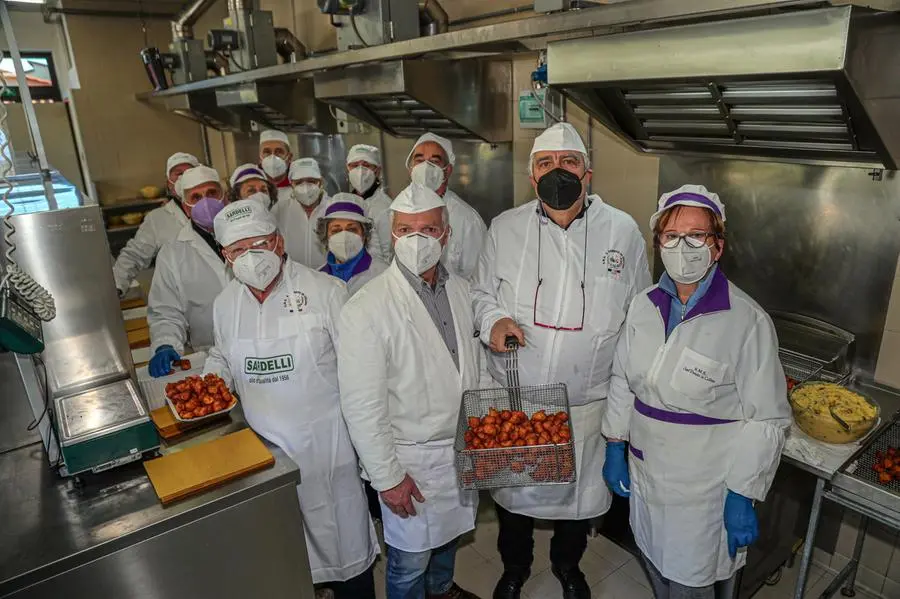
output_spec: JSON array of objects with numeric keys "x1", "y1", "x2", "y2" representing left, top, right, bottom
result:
[
  {"x1": 322, "y1": 192, "x2": 371, "y2": 224},
  {"x1": 650, "y1": 184, "x2": 726, "y2": 230},
  {"x1": 229, "y1": 163, "x2": 267, "y2": 187}
]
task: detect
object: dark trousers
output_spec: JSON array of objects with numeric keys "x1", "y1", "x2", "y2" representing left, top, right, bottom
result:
[
  {"x1": 319, "y1": 564, "x2": 377, "y2": 599},
  {"x1": 495, "y1": 503, "x2": 590, "y2": 573},
  {"x1": 365, "y1": 480, "x2": 383, "y2": 520}
]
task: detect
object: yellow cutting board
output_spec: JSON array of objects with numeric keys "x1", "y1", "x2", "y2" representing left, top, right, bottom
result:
[
  {"x1": 124, "y1": 317, "x2": 148, "y2": 332},
  {"x1": 144, "y1": 428, "x2": 275, "y2": 505},
  {"x1": 127, "y1": 327, "x2": 150, "y2": 349}
]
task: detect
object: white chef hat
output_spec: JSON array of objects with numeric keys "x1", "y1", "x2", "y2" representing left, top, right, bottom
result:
[
  {"x1": 229, "y1": 163, "x2": 268, "y2": 188},
  {"x1": 323, "y1": 193, "x2": 371, "y2": 224},
  {"x1": 177, "y1": 165, "x2": 220, "y2": 198},
  {"x1": 289, "y1": 158, "x2": 322, "y2": 182},
  {"x1": 347, "y1": 144, "x2": 381, "y2": 167},
  {"x1": 650, "y1": 184, "x2": 726, "y2": 230},
  {"x1": 259, "y1": 129, "x2": 290, "y2": 148},
  {"x1": 391, "y1": 183, "x2": 446, "y2": 214},
  {"x1": 529, "y1": 122, "x2": 589, "y2": 175},
  {"x1": 406, "y1": 132, "x2": 456, "y2": 167},
  {"x1": 165, "y1": 152, "x2": 199, "y2": 179},
  {"x1": 214, "y1": 198, "x2": 278, "y2": 247}
]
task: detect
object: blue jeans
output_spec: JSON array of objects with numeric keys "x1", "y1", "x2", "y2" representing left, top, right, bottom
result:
[{"x1": 386, "y1": 539, "x2": 458, "y2": 599}]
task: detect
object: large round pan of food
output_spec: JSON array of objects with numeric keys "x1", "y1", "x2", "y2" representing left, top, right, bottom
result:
[{"x1": 790, "y1": 381, "x2": 879, "y2": 444}]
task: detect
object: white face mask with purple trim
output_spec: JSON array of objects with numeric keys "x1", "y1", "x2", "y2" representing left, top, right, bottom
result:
[{"x1": 660, "y1": 242, "x2": 712, "y2": 285}]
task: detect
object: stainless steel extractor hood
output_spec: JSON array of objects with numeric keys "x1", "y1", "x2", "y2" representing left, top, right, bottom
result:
[
  {"x1": 163, "y1": 91, "x2": 245, "y2": 132},
  {"x1": 215, "y1": 80, "x2": 336, "y2": 134},
  {"x1": 313, "y1": 59, "x2": 512, "y2": 142},
  {"x1": 547, "y1": 6, "x2": 900, "y2": 168}
]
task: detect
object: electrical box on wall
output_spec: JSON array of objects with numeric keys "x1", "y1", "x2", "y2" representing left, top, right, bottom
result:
[
  {"x1": 519, "y1": 89, "x2": 564, "y2": 129},
  {"x1": 534, "y1": 0, "x2": 567, "y2": 12}
]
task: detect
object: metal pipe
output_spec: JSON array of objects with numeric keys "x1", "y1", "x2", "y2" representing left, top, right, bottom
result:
[
  {"x1": 449, "y1": 4, "x2": 533, "y2": 28},
  {"x1": 0, "y1": 1, "x2": 56, "y2": 210},
  {"x1": 43, "y1": 7, "x2": 176, "y2": 20},
  {"x1": 420, "y1": 0, "x2": 449, "y2": 36},
  {"x1": 172, "y1": 0, "x2": 220, "y2": 40}
]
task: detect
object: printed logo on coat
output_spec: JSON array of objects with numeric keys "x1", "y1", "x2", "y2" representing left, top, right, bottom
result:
[
  {"x1": 682, "y1": 364, "x2": 716, "y2": 384},
  {"x1": 282, "y1": 290, "x2": 308, "y2": 313},
  {"x1": 244, "y1": 354, "x2": 295, "y2": 375},
  {"x1": 602, "y1": 249, "x2": 625, "y2": 278}
]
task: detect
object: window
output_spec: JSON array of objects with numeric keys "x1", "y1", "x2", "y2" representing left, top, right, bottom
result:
[{"x1": 0, "y1": 52, "x2": 62, "y2": 102}]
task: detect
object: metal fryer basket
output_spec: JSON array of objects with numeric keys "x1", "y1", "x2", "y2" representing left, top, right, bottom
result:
[
  {"x1": 844, "y1": 419, "x2": 900, "y2": 496},
  {"x1": 454, "y1": 338, "x2": 576, "y2": 490}
]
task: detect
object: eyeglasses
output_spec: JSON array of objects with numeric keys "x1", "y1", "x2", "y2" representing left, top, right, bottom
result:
[
  {"x1": 223, "y1": 237, "x2": 276, "y2": 261},
  {"x1": 659, "y1": 231, "x2": 716, "y2": 249},
  {"x1": 532, "y1": 212, "x2": 588, "y2": 332}
]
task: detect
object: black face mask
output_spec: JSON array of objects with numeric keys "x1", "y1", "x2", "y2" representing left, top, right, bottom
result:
[{"x1": 536, "y1": 168, "x2": 584, "y2": 211}]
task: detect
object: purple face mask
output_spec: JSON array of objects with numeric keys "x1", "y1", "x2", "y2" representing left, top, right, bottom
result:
[{"x1": 190, "y1": 196, "x2": 224, "y2": 230}]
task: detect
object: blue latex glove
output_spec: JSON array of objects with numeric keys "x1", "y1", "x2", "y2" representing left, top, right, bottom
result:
[
  {"x1": 603, "y1": 441, "x2": 631, "y2": 497},
  {"x1": 149, "y1": 345, "x2": 180, "y2": 378},
  {"x1": 724, "y1": 490, "x2": 758, "y2": 558}
]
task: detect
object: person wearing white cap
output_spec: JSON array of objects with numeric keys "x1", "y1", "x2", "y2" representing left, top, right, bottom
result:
[
  {"x1": 228, "y1": 163, "x2": 276, "y2": 210},
  {"x1": 147, "y1": 165, "x2": 231, "y2": 378},
  {"x1": 258, "y1": 129, "x2": 293, "y2": 199},
  {"x1": 346, "y1": 143, "x2": 393, "y2": 262},
  {"x1": 316, "y1": 193, "x2": 389, "y2": 296},
  {"x1": 396, "y1": 132, "x2": 487, "y2": 280},
  {"x1": 338, "y1": 183, "x2": 485, "y2": 599},
  {"x1": 471, "y1": 122, "x2": 651, "y2": 599},
  {"x1": 112, "y1": 151, "x2": 199, "y2": 295},
  {"x1": 271, "y1": 157, "x2": 329, "y2": 268},
  {"x1": 601, "y1": 185, "x2": 790, "y2": 599},
  {"x1": 202, "y1": 199, "x2": 380, "y2": 598}
]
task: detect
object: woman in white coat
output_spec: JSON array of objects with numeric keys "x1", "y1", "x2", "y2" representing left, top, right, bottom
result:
[
  {"x1": 316, "y1": 193, "x2": 389, "y2": 296},
  {"x1": 346, "y1": 144, "x2": 393, "y2": 262},
  {"x1": 601, "y1": 185, "x2": 791, "y2": 599},
  {"x1": 147, "y1": 165, "x2": 231, "y2": 377},
  {"x1": 472, "y1": 122, "x2": 650, "y2": 599},
  {"x1": 204, "y1": 199, "x2": 379, "y2": 598},
  {"x1": 274, "y1": 157, "x2": 329, "y2": 268}
]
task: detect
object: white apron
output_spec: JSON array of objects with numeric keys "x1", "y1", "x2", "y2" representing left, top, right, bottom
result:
[
  {"x1": 492, "y1": 400, "x2": 609, "y2": 520},
  {"x1": 379, "y1": 440, "x2": 478, "y2": 553},
  {"x1": 226, "y1": 277, "x2": 378, "y2": 583}
]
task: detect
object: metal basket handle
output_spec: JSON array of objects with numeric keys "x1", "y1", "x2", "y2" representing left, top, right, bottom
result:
[{"x1": 505, "y1": 335, "x2": 522, "y2": 412}]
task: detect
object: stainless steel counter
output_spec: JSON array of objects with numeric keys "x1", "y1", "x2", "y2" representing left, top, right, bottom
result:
[{"x1": 0, "y1": 411, "x2": 313, "y2": 598}]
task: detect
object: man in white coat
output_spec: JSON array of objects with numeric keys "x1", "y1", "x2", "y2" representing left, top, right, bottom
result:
[
  {"x1": 273, "y1": 157, "x2": 328, "y2": 268},
  {"x1": 112, "y1": 151, "x2": 198, "y2": 295},
  {"x1": 338, "y1": 184, "x2": 484, "y2": 599},
  {"x1": 147, "y1": 165, "x2": 231, "y2": 377},
  {"x1": 204, "y1": 199, "x2": 379, "y2": 598},
  {"x1": 471, "y1": 122, "x2": 651, "y2": 599},
  {"x1": 259, "y1": 129, "x2": 293, "y2": 204},
  {"x1": 347, "y1": 143, "x2": 393, "y2": 262}
]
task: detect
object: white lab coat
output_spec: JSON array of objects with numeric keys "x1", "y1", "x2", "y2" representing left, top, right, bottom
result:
[
  {"x1": 471, "y1": 196, "x2": 651, "y2": 520},
  {"x1": 363, "y1": 186, "x2": 394, "y2": 263},
  {"x1": 601, "y1": 269, "x2": 791, "y2": 586},
  {"x1": 338, "y1": 263, "x2": 485, "y2": 553},
  {"x1": 272, "y1": 190, "x2": 328, "y2": 269},
  {"x1": 371, "y1": 188, "x2": 487, "y2": 280},
  {"x1": 204, "y1": 260, "x2": 379, "y2": 583},
  {"x1": 112, "y1": 200, "x2": 188, "y2": 294},
  {"x1": 148, "y1": 224, "x2": 231, "y2": 354}
]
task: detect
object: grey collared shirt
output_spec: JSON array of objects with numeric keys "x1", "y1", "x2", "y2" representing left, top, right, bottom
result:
[{"x1": 397, "y1": 261, "x2": 459, "y2": 370}]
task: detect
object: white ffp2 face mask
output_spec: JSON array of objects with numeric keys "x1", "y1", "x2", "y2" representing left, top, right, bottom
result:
[
  {"x1": 660, "y1": 243, "x2": 713, "y2": 285},
  {"x1": 410, "y1": 161, "x2": 445, "y2": 191},
  {"x1": 393, "y1": 232, "x2": 444, "y2": 275},
  {"x1": 293, "y1": 182, "x2": 322, "y2": 206},
  {"x1": 348, "y1": 166, "x2": 376, "y2": 194},
  {"x1": 232, "y1": 249, "x2": 282, "y2": 290},
  {"x1": 245, "y1": 191, "x2": 271, "y2": 210},
  {"x1": 329, "y1": 230, "x2": 364, "y2": 262},
  {"x1": 261, "y1": 155, "x2": 287, "y2": 180}
]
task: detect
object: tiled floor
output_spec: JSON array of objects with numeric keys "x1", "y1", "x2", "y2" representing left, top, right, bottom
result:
[{"x1": 370, "y1": 497, "x2": 882, "y2": 599}]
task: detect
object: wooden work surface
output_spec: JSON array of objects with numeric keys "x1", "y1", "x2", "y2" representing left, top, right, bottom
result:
[{"x1": 144, "y1": 428, "x2": 275, "y2": 505}]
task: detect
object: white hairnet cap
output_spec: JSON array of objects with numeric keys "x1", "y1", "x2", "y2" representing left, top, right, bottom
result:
[
  {"x1": 529, "y1": 122, "x2": 589, "y2": 175},
  {"x1": 391, "y1": 183, "x2": 446, "y2": 214},
  {"x1": 406, "y1": 132, "x2": 456, "y2": 167},
  {"x1": 347, "y1": 144, "x2": 381, "y2": 167},
  {"x1": 229, "y1": 163, "x2": 268, "y2": 188},
  {"x1": 178, "y1": 165, "x2": 220, "y2": 197},
  {"x1": 289, "y1": 158, "x2": 322, "y2": 181},
  {"x1": 323, "y1": 192, "x2": 371, "y2": 224},
  {"x1": 650, "y1": 184, "x2": 726, "y2": 230},
  {"x1": 259, "y1": 129, "x2": 290, "y2": 148},
  {"x1": 166, "y1": 152, "x2": 199, "y2": 179},
  {"x1": 214, "y1": 199, "x2": 278, "y2": 247}
]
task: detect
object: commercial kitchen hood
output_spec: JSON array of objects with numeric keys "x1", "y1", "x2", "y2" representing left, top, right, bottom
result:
[
  {"x1": 313, "y1": 59, "x2": 512, "y2": 143},
  {"x1": 547, "y1": 6, "x2": 900, "y2": 168},
  {"x1": 163, "y1": 91, "x2": 245, "y2": 132}
]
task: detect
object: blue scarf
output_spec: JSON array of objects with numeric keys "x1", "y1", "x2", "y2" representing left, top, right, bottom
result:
[{"x1": 321, "y1": 248, "x2": 371, "y2": 283}]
